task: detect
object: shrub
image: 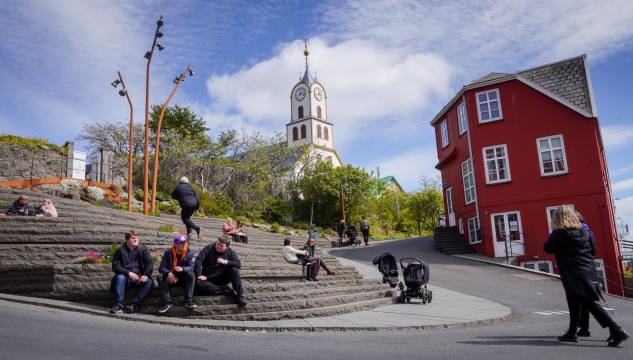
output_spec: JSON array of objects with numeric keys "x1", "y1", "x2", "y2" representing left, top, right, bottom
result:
[
  {"x1": 148, "y1": 209, "x2": 161, "y2": 217},
  {"x1": 158, "y1": 203, "x2": 179, "y2": 213},
  {"x1": 155, "y1": 191, "x2": 172, "y2": 202},
  {"x1": 120, "y1": 192, "x2": 128, "y2": 200},
  {"x1": 134, "y1": 188, "x2": 146, "y2": 201},
  {"x1": 213, "y1": 192, "x2": 234, "y2": 216},
  {"x1": 158, "y1": 225, "x2": 175, "y2": 232},
  {"x1": 87, "y1": 186, "x2": 105, "y2": 201},
  {"x1": 190, "y1": 184, "x2": 223, "y2": 217},
  {"x1": 281, "y1": 229, "x2": 290, "y2": 235},
  {"x1": 0, "y1": 133, "x2": 67, "y2": 155},
  {"x1": 113, "y1": 202, "x2": 127, "y2": 211},
  {"x1": 91, "y1": 200, "x2": 104, "y2": 207},
  {"x1": 60, "y1": 179, "x2": 81, "y2": 193},
  {"x1": 151, "y1": 253, "x2": 162, "y2": 264},
  {"x1": 73, "y1": 252, "x2": 101, "y2": 264},
  {"x1": 271, "y1": 222, "x2": 280, "y2": 233},
  {"x1": 293, "y1": 221, "x2": 309, "y2": 230}
]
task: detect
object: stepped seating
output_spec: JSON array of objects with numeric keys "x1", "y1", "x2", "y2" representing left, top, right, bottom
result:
[
  {"x1": 433, "y1": 226, "x2": 476, "y2": 255},
  {"x1": 0, "y1": 188, "x2": 398, "y2": 319}
]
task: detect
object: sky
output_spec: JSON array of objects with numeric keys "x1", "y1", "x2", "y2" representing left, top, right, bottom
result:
[{"x1": 1, "y1": 0, "x2": 633, "y2": 236}]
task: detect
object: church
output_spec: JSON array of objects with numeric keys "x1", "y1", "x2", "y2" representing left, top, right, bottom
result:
[{"x1": 284, "y1": 44, "x2": 344, "y2": 179}]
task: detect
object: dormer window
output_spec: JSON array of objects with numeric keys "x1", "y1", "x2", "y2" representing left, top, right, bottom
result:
[{"x1": 476, "y1": 89, "x2": 502, "y2": 123}]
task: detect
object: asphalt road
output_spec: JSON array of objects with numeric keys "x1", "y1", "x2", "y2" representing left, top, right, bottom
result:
[{"x1": 1, "y1": 236, "x2": 631, "y2": 359}]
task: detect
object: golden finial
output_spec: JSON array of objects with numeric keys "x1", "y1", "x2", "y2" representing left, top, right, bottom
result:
[{"x1": 304, "y1": 40, "x2": 309, "y2": 58}]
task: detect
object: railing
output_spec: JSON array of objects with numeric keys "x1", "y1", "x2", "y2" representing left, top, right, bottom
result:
[
  {"x1": 600, "y1": 262, "x2": 631, "y2": 298},
  {"x1": 502, "y1": 234, "x2": 550, "y2": 272}
]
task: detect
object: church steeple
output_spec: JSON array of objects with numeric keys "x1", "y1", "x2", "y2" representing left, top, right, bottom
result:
[{"x1": 301, "y1": 41, "x2": 316, "y2": 85}]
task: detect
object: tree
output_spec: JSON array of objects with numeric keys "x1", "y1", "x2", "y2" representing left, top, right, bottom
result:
[
  {"x1": 149, "y1": 104, "x2": 209, "y2": 151},
  {"x1": 405, "y1": 173, "x2": 444, "y2": 233},
  {"x1": 76, "y1": 121, "x2": 144, "y2": 157}
]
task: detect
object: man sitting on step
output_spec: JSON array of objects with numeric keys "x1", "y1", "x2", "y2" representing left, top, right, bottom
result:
[
  {"x1": 109, "y1": 229, "x2": 154, "y2": 314},
  {"x1": 157, "y1": 235, "x2": 197, "y2": 313},
  {"x1": 194, "y1": 235, "x2": 246, "y2": 306}
]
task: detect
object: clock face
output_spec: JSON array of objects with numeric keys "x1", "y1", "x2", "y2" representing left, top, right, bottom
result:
[
  {"x1": 314, "y1": 88, "x2": 323, "y2": 101},
  {"x1": 295, "y1": 88, "x2": 306, "y2": 101}
]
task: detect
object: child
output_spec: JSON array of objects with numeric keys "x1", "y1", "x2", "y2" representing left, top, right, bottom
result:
[
  {"x1": 7, "y1": 195, "x2": 29, "y2": 216},
  {"x1": 39, "y1": 198, "x2": 58, "y2": 218}
]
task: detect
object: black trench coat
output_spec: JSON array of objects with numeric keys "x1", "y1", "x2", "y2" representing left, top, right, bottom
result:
[{"x1": 543, "y1": 228, "x2": 600, "y2": 301}]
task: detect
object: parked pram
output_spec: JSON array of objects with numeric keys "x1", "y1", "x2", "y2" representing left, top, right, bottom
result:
[
  {"x1": 372, "y1": 252, "x2": 400, "y2": 288},
  {"x1": 345, "y1": 226, "x2": 361, "y2": 246},
  {"x1": 399, "y1": 257, "x2": 432, "y2": 304}
]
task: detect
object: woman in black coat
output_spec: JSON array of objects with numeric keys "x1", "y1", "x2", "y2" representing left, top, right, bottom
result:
[{"x1": 544, "y1": 205, "x2": 629, "y2": 346}]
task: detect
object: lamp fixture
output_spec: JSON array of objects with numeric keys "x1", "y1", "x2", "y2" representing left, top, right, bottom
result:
[
  {"x1": 157, "y1": 19, "x2": 163, "y2": 27},
  {"x1": 155, "y1": 30, "x2": 163, "y2": 38},
  {"x1": 156, "y1": 42, "x2": 165, "y2": 51},
  {"x1": 173, "y1": 77, "x2": 182, "y2": 84},
  {"x1": 119, "y1": 88, "x2": 127, "y2": 97},
  {"x1": 188, "y1": 69, "x2": 194, "y2": 76},
  {"x1": 111, "y1": 79, "x2": 122, "y2": 88},
  {"x1": 144, "y1": 51, "x2": 151, "y2": 59}
]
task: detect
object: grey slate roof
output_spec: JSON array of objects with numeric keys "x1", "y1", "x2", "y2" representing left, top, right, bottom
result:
[
  {"x1": 467, "y1": 72, "x2": 513, "y2": 86},
  {"x1": 301, "y1": 66, "x2": 316, "y2": 85}
]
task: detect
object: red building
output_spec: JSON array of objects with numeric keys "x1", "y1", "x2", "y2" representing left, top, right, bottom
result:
[{"x1": 430, "y1": 55, "x2": 625, "y2": 296}]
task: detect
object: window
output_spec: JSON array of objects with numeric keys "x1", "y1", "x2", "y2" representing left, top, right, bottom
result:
[
  {"x1": 476, "y1": 89, "x2": 502, "y2": 122},
  {"x1": 440, "y1": 120, "x2": 449, "y2": 148},
  {"x1": 324, "y1": 127, "x2": 329, "y2": 140},
  {"x1": 292, "y1": 127, "x2": 298, "y2": 141},
  {"x1": 482, "y1": 144, "x2": 510, "y2": 184},
  {"x1": 317, "y1": 106, "x2": 322, "y2": 118},
  {"x1": 521, "y1": 260, "x2": 553, "y2": 274},
  {"x1": 459, "y1": 218, "x2": 464, "y2": 234},
  {"x1": 316, "y1": 125, "x2": 322, "y2": 138},
  {"x1": 468, "y1": 217, "x2": 480, "y2": 244},
  {"x1": 298, "y1": 106, "x2": 304, "y2": 119},
  {"x1": 300, "y1": 124, "x2": 306, "y2": 139},
  {"x1": 461, "y1": 158, "x2": 475, "y2": 204},
  {"x1": 546, "y1": 204, "x2": 574, "y2": 232},
  {"x1": 492, "y1": 211, "x2": 522, "y2": 242},
  {"x1": 316, "y1": 154, "x2": 322, "y2": 161},
  {"x1": 537, "y1": 135, "x2": 568, "y2": 176},
  {"x1": 457, "y1": 102, "x2": 467, "y2": 134},
  {"x1": 326, "y1": 156, "x2": 333, "y2": 164}
]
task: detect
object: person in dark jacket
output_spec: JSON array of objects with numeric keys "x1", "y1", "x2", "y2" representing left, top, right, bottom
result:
[
  {"x1": 544, "y1": 205, "x2": 629, "y2": 346},
  {"x1": 7, "y1": 195, "x2": 29, "y2": 216},
  {"x1": 157, "y1": 235, "x2": 197, "y2": 313},
  {"x1": 337, "y1": 220, "x2": 346, "y2": 247},
  {"x1": 360, "y1": 216, "x2": 370, "y2": 246},
  {"x1": 574, "y1": 211, "x2": 596, "y2": 338},
  {"x1": 171, "y1": 176, "x2": 201, "y2": 239},
  {"x1": 303, "y1": 238, "x2": 335, "y2": 277},
  {"x1": 109, "y1": 230, "x2": 154, "y2": 314},
  {"x1": 194, "y1": 236, "x2": 246, "y2": 306}
]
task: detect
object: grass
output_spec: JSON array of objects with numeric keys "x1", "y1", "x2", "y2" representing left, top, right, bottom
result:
[{"x1": 158, "y1": 225, "x2": 175, "y2": 233}]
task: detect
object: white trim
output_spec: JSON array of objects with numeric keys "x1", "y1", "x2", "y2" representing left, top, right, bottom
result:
[
  {"x1": 440, "y1": 119, "x2": 449, "y2": 148},
  {"x1": 546, "y1": 204, "x2": 574, "y2": 232},
  {"x1": 467, "y1": 216, "x2": 481, "y2": 244},
  {"x1": 457, "y1": 102, "x2": 467, "y2": 135},
  {"x1": 461, "y1": 158, "x2": 476, "y2": 205},
  {"x1": 475, "y1": 89, "x2": 503, "y2": 123},
  {"x1": 446, "y1": 186, "x2": 454, "y2": 214},
  {"x1": 582, "y1": 55, "x2": 598, "y2": 117},
  {"x1": 482, "y1": 144, "x2": 511, "y2": 184},
  {"x1": 459, "y1": 218, "x2": 464, "y2": 234},
  {"x1": 516, "y1": 76, "x2": 592, "y2": 118},
  {"x1": 536, "y1": 134, "x2": 569, "y2": 177}
]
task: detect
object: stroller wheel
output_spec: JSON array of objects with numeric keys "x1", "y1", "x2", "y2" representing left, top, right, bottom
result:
[
  {"x1": 398, "y1": 282, "x2": 404, "y2": 291},
  {"x1": 406, "y1": 296, "x2": 411, "y2": 303},
  {"x1": 422, "y1": 291, "x2": 427, "y2": 304},
  {"x1": 399, "y1": 291, "x2": 406, "y2": 304},
  {"x1": 428, "y1": 291, "x2": 433, "y2": 303}
]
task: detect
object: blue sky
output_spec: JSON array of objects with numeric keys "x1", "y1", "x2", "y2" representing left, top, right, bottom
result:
[{"x1": 1, "y1": 0, "x2": 633, "y2": 234}]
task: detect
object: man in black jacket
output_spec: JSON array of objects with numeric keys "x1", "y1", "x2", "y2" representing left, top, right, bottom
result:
[
  {"x1": 171, "y1": 176, "x2": 201, "y2": 239},
  {"x1": 194, "y1": 235, "x2": 246, "y2": 306},
  {"x1": 109, "y1": 230, "x2": 154, "y2": 314},
  {"x1": 157, "y1": 235, "x2": 197, "y2": 313},
  {"x1": 337, "y1": 219, "x2": 346, "y2": 247}
]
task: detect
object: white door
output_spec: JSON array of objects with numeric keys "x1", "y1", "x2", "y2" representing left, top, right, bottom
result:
[
  {"x1": 446, "y1": 187, "x2": 455, "y2": 226},
  {"x1": 491, "y1": 211, "x2": 524, "y2": 257}
]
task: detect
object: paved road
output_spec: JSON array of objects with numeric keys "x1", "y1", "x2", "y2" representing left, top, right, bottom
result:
[{"x1": 1, "y1": 236, "x2": 631, "y2": 359}]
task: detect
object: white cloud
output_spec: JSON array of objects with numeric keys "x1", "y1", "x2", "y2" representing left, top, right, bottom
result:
[
  {"x1": 361, "y1": 147, "x2": 440, "y2": 192},
  {"x1": 610, "y1": 163, "x2": 633, "y2": 178},
  {"x1": 601, "y1": 125, "x2": 633, "y2": 152},
  {"x1": 613, "y1": 177, "x2": 633, "y2": 192}
]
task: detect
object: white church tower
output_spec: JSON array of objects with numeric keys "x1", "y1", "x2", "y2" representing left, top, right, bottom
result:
[{"x1": 286, "y1": 43, "x2": 343, "y2": 169}]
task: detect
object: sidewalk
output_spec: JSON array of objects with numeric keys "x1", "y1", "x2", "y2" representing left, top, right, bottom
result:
[{"x1": 0, "y1": 255, "x2": 511, "y2": 332}]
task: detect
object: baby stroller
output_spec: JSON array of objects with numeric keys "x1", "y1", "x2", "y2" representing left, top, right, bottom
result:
[
  {"x1": 345, "y1": 226, "x2": 361, "y2": 246},
  {"x1": 399, "y1": 257, "x2": 432, "y2": 304},
  {"x1": 372, "y1": 252, "x2": 400, "y2": 288}
]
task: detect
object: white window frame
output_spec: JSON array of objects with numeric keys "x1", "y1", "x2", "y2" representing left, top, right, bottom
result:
[
  {"x1": 476, "y1": 89, "x2": 503, "y2": 123},
  {"x1": 440, "y1": 119, "x2": 449, "y2": 148},
  {"x1": 490, "y1": 210, "x2": 523, "y2": 244},
  {"x1": 467, "y1": 217, "x2": 481, "y2": 244},
  {"x1": 461, "y1": 158, "x2": 476, "y2": 204},
  {"x1": 459, "y1": 218, "x2": 464, "y2": 234},
  {"x1": 546, "y1": 205, "x2": 574, "y2": 232},
  {"x1": 457, "y1": 102, "x2": 467, "y2": 135},
  {"x1": 537, "y1": 135, "x2": 569, "y2": 177},
  {"x1": 482, "y1": 144, "x2": 511, "y2": 184},
  {"x1": 520, "y1": 260, "x2": 553, "y2": 274},
  {"x1": 594, "y1": 259, "x2": 608, "y2": 293}
]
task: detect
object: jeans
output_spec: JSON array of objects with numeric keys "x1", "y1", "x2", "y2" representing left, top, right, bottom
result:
[
  {"x1": 195, "y1": 267, "x2": 243, "y2": 297},
  {"x1": 231, "y1": 233, "x2": 248, "y2": 244},
  {"x1": 113, "y1": 274, "x2": 154, "y2": 307},
  {"x1": 181, "y1": 206, "x2": 200, "y2": 235},
  {"x1": 157, "y1": 272, "x2": 195, "y2": 303},
  {"x1": 361, "y1": 228, "x2": 369, "y2": 245}
]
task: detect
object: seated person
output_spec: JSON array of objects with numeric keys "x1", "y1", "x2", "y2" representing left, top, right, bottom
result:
[
  {"x1": 7, "y1": 195, "x2": 29, "y2": 216},
  {"x1": 234, "y1": 220, "x2": 248, "y2": 244},
  {"x1": 222, "y1": 217, "x2": 241, "y2": 244},
  {"x1": 157, "y1": 235, "x2": 197, "y2": 313},
  {"x1": 194, "y1": 235, "x2": 246, "y2": 306},
  {"x1": 303, "y1": 238, "x2": 335, "y2": 276},
  {"x1": 109, "y1": 230, "x2": 154, "y2": 314},
  {"x1": 282, "y1": 238, "x2": 318, "y2": 281},
  {"x1": 37, "y1": 198, "x2": 58, "y2": 217}
]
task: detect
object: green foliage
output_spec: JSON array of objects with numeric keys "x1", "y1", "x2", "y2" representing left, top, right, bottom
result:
[
  {"x1": 190, "y1": 184, "x2": 224, "y2": 217},
  {"x1": 91, "y1": 200, "x2": 104, "y2": 207},
  {"x1": 263, "y1": 196, "x2": 292, "y2": 224},
  {"x1": 405, "y1": 174, "x2": 444, "y2": 233},
  {"x1": 134, "y1": 188, "x2": 145, "y2": 201},
  {"x1": 150, "y1": 104, "x2": 209, "y2": 141},
  {"x1": 113, "y1": 202, "x2": 127, "y2": 211},
  {"x1": 0, "y1": 133, "x2": 67, "y2": 155},
  {"x1": 155, "y1": 191, "x2": 172, "y2": 202},
  {"x1": 148, "y1": 209, "x2": 161, "y2": 217},
  {"x1": 0, "y1": 199, "x2": 4, "y2": 204},
  {"x1": 280, "y1": 228, "x2": 291, "y2": 235},
  {"x1": 625, "y1": 269, "x2": 632, "y2": 278},
  {"x1": 270, "y1": 222, "x2": 280, "y2": 233},
  {"x1": 158, "y1": 203, "x2": 179, "y2": 213},
  {"x1": 213, "y1": 192, "x2": 234, "y2": 217},
  {"x1": 75, "y1": 121, "x2": 144, "y2": 157},
  {"x1": 293, "y1": 221, "x2": 309, "y2": 230},
  {"x1": 158, "y1": 225, "x2": 175, "y2": 232}
]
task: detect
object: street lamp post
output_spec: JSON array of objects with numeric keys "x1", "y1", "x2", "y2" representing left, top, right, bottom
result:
[
  {"x1": 111, "y1": 74, "x2": 133, "y2": 212},
  {"x1": 143, "y1": 15, "x2": 165, "y2": 215},
  {"x1": 151, "y1": 66, "x2": 194, "y2": 212}
]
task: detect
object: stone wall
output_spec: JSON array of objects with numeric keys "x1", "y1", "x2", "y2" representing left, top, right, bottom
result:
[{"x1": 0, "y1": 142, "x2": 67, "y2": 182}]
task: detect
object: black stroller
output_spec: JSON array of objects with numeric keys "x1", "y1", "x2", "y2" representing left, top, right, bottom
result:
[
  {"x1": 372, "y1": 252, "x2": 400, "y2": 288},
  {"x1": 345, "y1": 226, "x2": 361, "y2": 246},
  {"x1": 399, "y1": 257, "x2": 432, "y2": 304}
]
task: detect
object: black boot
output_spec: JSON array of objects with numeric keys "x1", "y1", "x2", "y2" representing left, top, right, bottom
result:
[
  {"x1": 557, "y1": 331, "x2": 579, "y2": 342},
  {"x1": 608, "y1": 327, "x2": 630, "y2": 347}
]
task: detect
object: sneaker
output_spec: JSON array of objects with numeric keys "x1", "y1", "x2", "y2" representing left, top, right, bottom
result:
[
  {"x1": 237, "y1": 296, "x2": 247, "y2": 307},
  {"x1": 109, "y1": 304, "x2": 124, "y2": 314},
  {"x1": 576, "y1": 329, "x2": 590, "y2": 337},
  {"x1": 608, "y1": 328, "x2": 630, "y2": 347},
  {"x1": 158, "y1": 303, "x2": 173, "y2": 314},
  {"x1": 557, "y1": 332, "x2": 579, "y2": 342},
  {"x1": 124, "y1": 303, "x2": 139, "y2": 314},
  {"x1": 184, "y1": 300, "x2": 197, "y2": 309},
  {"x1": 221, "y1": 287, "x2": 235, "y2": 296}
]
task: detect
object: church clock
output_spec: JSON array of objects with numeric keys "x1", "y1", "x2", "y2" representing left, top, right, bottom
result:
[
  {"x1": 295, "y1": 88, "x2": 306, "y2": 101},
  {"x1": 314, "y1": 88, "x2": 323, "y2": 101}
]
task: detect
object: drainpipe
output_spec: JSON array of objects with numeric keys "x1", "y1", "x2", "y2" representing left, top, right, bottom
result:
[{"x1": 464, "y1": 94, "x2": 481, "y2": 241}]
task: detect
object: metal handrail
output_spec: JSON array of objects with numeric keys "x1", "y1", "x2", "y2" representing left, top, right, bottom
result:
[{"x1": 502, "y1": 234, "x2": 550, "y2": 272}]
